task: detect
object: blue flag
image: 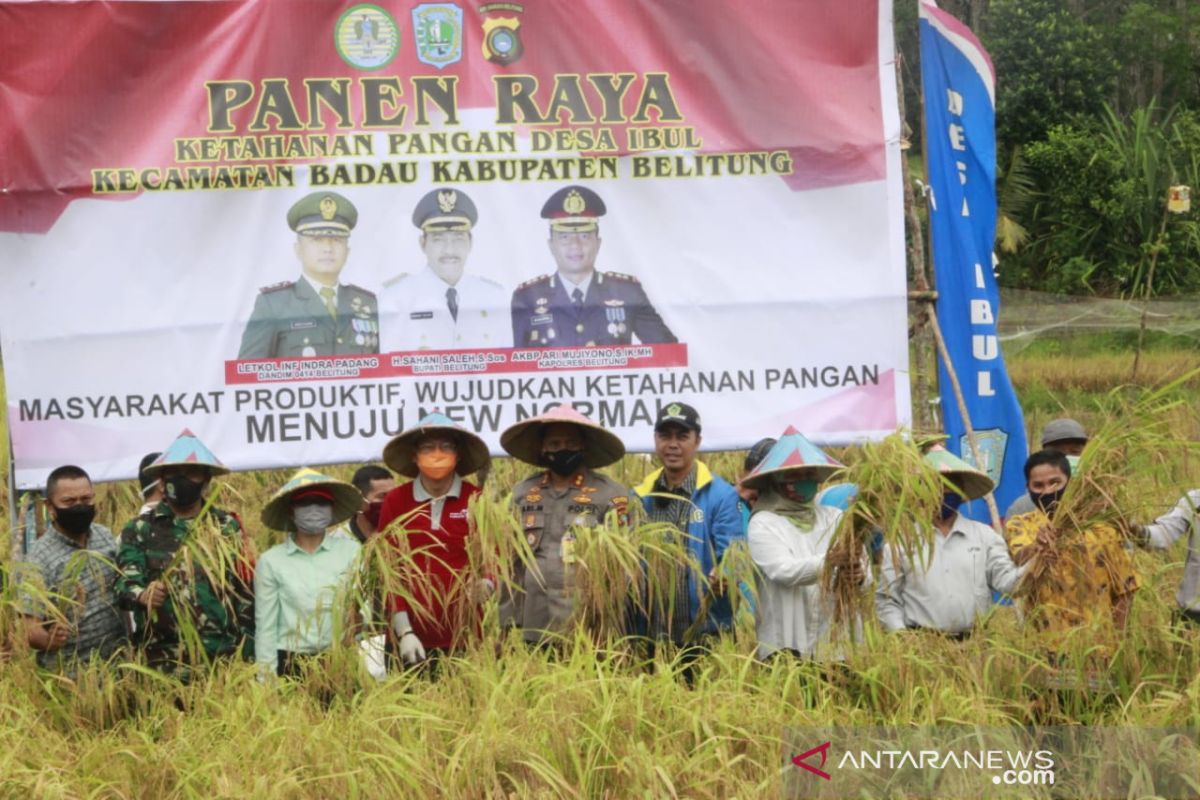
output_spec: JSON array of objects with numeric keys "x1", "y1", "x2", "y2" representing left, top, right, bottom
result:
[{"x1": 919, "y1": 0, "x2": 1027, "y2": 522}]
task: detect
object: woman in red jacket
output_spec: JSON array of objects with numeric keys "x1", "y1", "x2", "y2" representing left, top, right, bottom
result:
[{"x1": 377, "y1": 412, "x2": 492, "y2": 674}]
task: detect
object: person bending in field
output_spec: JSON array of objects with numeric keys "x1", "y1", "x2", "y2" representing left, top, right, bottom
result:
[
  {"x1": 377, "y1": 413, "x2": 493, "y2": 675},
  {"x1": 875, "y1": 446, "x2": 1025, "y2": 640},
  {"x1": 1005, "y1": 450, "x2": 1139, "y2": 641}
]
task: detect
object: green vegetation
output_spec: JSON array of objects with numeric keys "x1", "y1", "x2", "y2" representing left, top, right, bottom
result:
[{"x1": 1, "y1": 341, "x2": 1198, "y2": 797}]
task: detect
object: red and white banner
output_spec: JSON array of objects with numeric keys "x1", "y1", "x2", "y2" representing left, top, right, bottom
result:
[{"x1": 0, "y1": 0, "x2": 908, "y2": 488}]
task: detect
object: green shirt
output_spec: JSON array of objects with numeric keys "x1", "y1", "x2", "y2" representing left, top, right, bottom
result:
[{"x1": 254, "y1": 534, "x2": 361, "y2": 672}]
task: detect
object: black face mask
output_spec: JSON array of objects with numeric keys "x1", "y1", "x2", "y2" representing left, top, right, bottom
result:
[
  {"x1": 542, "y1": 449, "x2": 585, "y2": 477},
  {"x1": 53, "y1": 504, "x2": 96, "y2": 537},
  {"x1": 165, "y1": 475, "x2": 206, "y2": 507},
  {"x1": 1029, "y1": 487, "x2": 1065, "y2": 514}
]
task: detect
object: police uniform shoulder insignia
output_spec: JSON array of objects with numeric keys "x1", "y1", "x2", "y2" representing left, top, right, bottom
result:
[
  {"x1": 259, "y1": 280, "x2": 294, "y2": 294},
  {"x1": 517, "y1": 274, "x2": 552, "y2": 290},
  {"x1": 604, "y1": 271, "x2": 641, "y2": 283},
  {"x1": 382, "y1": 272, "x2": 410, "y2": 289}
]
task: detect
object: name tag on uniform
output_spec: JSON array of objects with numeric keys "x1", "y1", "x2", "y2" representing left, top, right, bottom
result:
[
  {"x1": 410, "y1": 311, "x2": 434, "y2": 320},
  {"x1": 531, "y1": 314, "x2": 554, "y2": 326},
  {"x1": 290, "y1": 321, "x2": 317, "y2": 330}
]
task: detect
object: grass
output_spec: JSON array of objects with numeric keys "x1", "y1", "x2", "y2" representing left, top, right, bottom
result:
[{"x1": 1, "y1": 339, "x2": 1199, "y2": 798}]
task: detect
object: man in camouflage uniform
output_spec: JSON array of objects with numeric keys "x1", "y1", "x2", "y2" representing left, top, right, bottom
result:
[
  {"x1": 238, "y1": 191, "x2": 380, "y2": 359},
  {"x1": 116, "y1": 429, "x2": 253, "y2": 674},
  {"x1": 498, "y1": 405, "x2": 632, "y2": 645}
]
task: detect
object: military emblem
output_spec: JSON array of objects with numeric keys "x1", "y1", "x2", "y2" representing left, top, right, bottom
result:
[
  {"x1": 412, "y1": 4, "x2": 463, "y2": 69},
  {"x1": 335, "y1": 4, "x2": 401, "y2": 71},
  {"x1": 437, "y1": 190, "x2": 457, "y2": 213},
  {"x1": 481, "y1": 8, "x2": 523, "y2": 65},
  {"x1": 959, "y1": 429, "x2": 1008, "y2": 484},
  {"x1": 527, "y1": 533, "x2": 537, "y2": 545},
  {"x1": 666, "y1": 403, "x2": 683, "y2": 417},
  {"x1": 563, "y1": 189, "x2": 586, "y2": 215},
  {"x1": 319, "y1": 196, "x2": 337, "y2": 220}
]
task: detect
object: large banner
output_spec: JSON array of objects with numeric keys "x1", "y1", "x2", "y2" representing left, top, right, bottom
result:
[
  {"x1": 919, "y1": 0, "x2": 1027, "y2": 518},
  {"x1": 1, "y1": 0, "x2": 909, "y2": 488}
]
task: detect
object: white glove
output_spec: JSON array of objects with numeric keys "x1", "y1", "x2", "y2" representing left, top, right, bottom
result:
[
  {"x1": 391, "y1": 611, "x2": 426, "y2": 665},
  {"x1": 469, "y1": 577, "x2": 496, "y2": 605}
]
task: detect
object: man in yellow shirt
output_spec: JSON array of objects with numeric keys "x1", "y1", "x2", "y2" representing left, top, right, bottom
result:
[{"x1": 1006, "y1": 450, "x2": 1139, "y2": 639}]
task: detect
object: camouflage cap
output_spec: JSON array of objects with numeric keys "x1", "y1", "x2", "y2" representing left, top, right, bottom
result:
[
  {"x1": 287, "y1": 191, "x2": 358, "y2": 237},
  {"x1": 542, "y1": 185, "x2": 605, "y2": 232},
  {"x1": 413, "y1": 188, "x2": 477, "y2": 231}
]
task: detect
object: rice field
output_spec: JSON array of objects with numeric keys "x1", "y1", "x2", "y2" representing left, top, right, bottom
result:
[{"x1": 1, "y1": 343, "x2": 1198, "y2": 799}]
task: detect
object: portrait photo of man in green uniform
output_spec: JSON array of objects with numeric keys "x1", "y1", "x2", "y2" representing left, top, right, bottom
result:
[{"x1": 237, "y1": 191, "x2": 380, "y2": 359}]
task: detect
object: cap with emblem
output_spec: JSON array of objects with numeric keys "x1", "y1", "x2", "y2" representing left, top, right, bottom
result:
[
  {"x1": 413, "y1": 187, "x2": 478, "y2": 231},
  {"x1": 655, "y1": 401, "x2": 701, "y2": 434},
  {"x1": 287, "y1": 191, "x2": 358, "y2": 237},
  {"x1": 541, "y1": 185, "x2": 606, "y2": 232}
]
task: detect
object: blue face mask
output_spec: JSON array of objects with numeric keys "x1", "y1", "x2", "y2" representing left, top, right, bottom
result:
[
  {"x1": 788, "y1": 479, "x2": 818, "y2": 502},
  {"x1": 939, "y1": 491, "x2": 964, "y2": 519}
]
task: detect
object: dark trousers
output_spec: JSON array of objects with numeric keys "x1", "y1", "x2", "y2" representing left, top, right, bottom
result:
[
  {"x1": 906, "y1": 624, "x2": 972, "y2": 641},
  {"x1": 277, "y1": 650, "x2": 323, "y2": 679}
]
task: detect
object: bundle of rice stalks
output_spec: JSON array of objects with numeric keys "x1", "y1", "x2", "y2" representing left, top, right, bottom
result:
[
  {"x1": 571, "y1": 514, "x2": 699, "y2": 646},
  {"x1": 1021, "y1": 370, "x2": 1200, "y2": 592},
  {"x1": 823, "y1": 433, "x2": 946, "y2": 630},
  {"x1": 148, "y1": 488, "x2": 256, "y2": 669}
]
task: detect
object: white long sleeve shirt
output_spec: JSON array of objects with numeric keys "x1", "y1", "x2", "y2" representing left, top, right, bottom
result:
[
  {"x1": 748, "y1": 506, "x2": 856, "y2": 661},
  {"x1": 875, "y1": 515, "x2": 1025, "y2": 634},
  {"x1": 1143, "y1": 489, "x2": 1200, "y2": 613}
]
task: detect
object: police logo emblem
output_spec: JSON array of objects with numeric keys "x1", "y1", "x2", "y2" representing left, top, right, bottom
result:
[
  {"x1": 481, "y1": 14, "x2": 523, "y2": 65},
  {"x1": 437, "y1": 189, "x2": 458, "y2": 213},
  {"x1": 335, "y1": 4, "x2": 401, "y2": 71},
  {"x1": 412, "y1": 4, "x2": 464, "y2": 69},
  {"x1": 563, "y1": 189, "x2": 586, "y2": 214},
  {"x1": 319, "y1": 196, "x2": 338, "y2": 221}
]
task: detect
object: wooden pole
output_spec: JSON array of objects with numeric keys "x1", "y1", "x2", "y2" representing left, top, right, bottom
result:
[
  {"x1": 925, "y1": 302, "x2": 1004, "y2": 532},
  {"x1": 1131, "y1": 201, "x2": 1171, "y2": 380},
  {"x1": 897, "y1": 52, "x2": 938, "y2": 433}
]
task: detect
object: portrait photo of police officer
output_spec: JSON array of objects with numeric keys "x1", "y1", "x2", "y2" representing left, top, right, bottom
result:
[
  {"x1": 511, "y1": 185, "x2": 677, "y2": 349},
  {"x1": 237, "y1": 191, "x2": 379, "y2": 359},
  {"x1": 380, "y1": 188, "x2": 510, "y2": 352}
]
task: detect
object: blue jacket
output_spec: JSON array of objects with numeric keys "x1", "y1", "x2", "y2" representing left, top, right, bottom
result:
[{"x1": 633, "y1": 462, "x2": 746, "y2": 636}]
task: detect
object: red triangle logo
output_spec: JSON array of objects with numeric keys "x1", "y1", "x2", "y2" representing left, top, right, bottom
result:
[{"x1": 792, "y1": 741, "x2": 832, "y2": 780}]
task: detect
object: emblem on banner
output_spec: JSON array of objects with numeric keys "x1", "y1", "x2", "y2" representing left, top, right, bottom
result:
[
  {"x1": 334, "y1": 4, "x2": 401, "y2": 70},
  {"x1": 412, "y1": 4, "x2": 463, "y2": 69},
  {"x1": 960, "y1": 429, "x2": 1008, "y2": 484},
  {"x1": 480, "y1": 4, "x2": 524, "y2": 65}
]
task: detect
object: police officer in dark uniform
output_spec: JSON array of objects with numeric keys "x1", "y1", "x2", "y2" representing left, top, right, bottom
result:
[
  {"x1": 238, "y1": 191, "x2": 380, "y2": 359},
  {"x1": 510, "y1": 185, "x2": 677, "y2": 348}
]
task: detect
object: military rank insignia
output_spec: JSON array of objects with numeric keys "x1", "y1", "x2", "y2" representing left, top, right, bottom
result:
[{"x1": 481, "y1": 4, "x2": 523, "y2": 65}]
